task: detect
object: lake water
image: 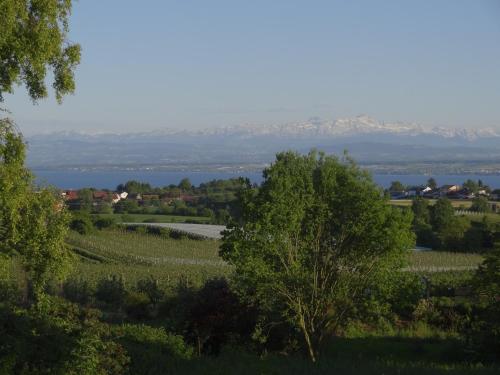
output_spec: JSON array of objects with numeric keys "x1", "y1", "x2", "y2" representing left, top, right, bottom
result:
[{"x1": 32, "y1": 169, "x2": 500, "y2": 190}]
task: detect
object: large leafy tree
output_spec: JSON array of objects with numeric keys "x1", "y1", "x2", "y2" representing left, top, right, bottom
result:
[
  {"x1": 0, "y1": 119, "x2": 70, "y2": 297},
  {"x1": 0, "y1": 0, "x2": 81, "y2": 102},
  {"x1": 430, "y1": 197, "x2": 455, "y2": 232},
  {"x1": 221, "y1": 151, "x2": 414, "y2": 362},
  {"x1": 0, "y1": 119, "x2": 30, "y2": 255},
  {"x1": 430, "y1": 197, "x2": 469, "y2": 249},
  {"x1": 468, "y1": 249, "x2": 500, "y2": 361},
  {"x1": 0, "y1": 0, "x2": 79, "y2": 296},
  {"x1": 471, "y1": 196, "x2": 491, "y2": 213}
]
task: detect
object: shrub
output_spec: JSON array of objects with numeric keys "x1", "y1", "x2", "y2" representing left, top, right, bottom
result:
[
  {"x1": 63, "y1": 277, "x2": 94, "y2": 305},
  {"x1": 387, "y1": 273, "x2": 425, "y2": 319},
  {"x1": 353, "y1": 272, "x2": 425, "y2": 323},
  {"x1": 95, "y1": 275, "x2": 126, "y2": 308},
  {"x1": 70, "y1": 214, "x2": 94, "y2": 235},
  {"x1": 124, "y1": 291, "x2": 151, "y2": 320},
  {"x1": 114, "y1": 324, "x2": 192, "y2": 358},
  {"x1": 0, "y1": 296, "x2": 129, "y2": 374},
  {"x1": 136, "y1": 277, "x2": 164, "y2": 305},
  {"x1": 466, "y1": 250, "x2": 500, "y2": 361},
  {"x1": 168, "y1": 229, "x2": 188, "y2": 240},
  {"x1": 425, "y1": 271, "x2": 473, "y2": 297},
  {"x1": 470, "y1": 197, "x2": 492, "y2": 213},
  {"x1": 93, "y1": 217, "x2": 116, "y2": 230},
  {"x1": 92, "y1": 202, "x2": 113, "y2": 214},
  {"x1": 0, "y1": 255, "x2": 20, "y2": 303},
  {"x1": 112, "y1": 324, "x2": 192, "y2": 374},
  {"x1": 413, "y1": 297, "x2": 472, "y2": 331},
  {"x1": 185, "y1": 278, "x2": 257, "y2": 356}
]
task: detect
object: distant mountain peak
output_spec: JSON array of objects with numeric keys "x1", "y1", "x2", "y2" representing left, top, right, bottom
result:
[
  {"x1": 24, "y1": 115, "x2": 500, "y2": 169},
  {"x1": 193, "y1": 116, "x2": 499, "y2": 141},
  {"x1": 28, "y1": 116, "x2": 500, "y2": 142}
]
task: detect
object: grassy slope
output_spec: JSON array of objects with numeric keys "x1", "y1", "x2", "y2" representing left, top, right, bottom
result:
[
  {"x1": 67, "y1": 230, "x2": 484, "y2": 286},
  {"x1": 67, "y1": 230, "x2": 228, "y2": 286},
  {"x1": 408, "y1": 251, "x2": 483, "y2": 272},
  {"x1": 390, "y1": 200, "x2": 500, "y2": 223},
  {"x1": 390, "y1": 199, "x2": 474, "y2": 208}
]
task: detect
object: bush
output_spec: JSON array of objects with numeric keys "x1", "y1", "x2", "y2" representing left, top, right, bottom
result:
[
  {"x1": 470, "y1": 197, "x2": 491, "y2": 213},
  {"x1": 124, "y1": 291, "x2": 151, "y2": 320},
  {"x1": 70, "y1": 214, "x2": 94, "y2": 235},
  {"x1": 168, "y1": 229, "x2": 188, "y2": 240},
  {"x1": 92, "y1": 202, "x2": 113, "y2": 214},
  {"x1": 114, "y1": 200, "x2": 139, "y2": 214},
  {"x1": 413, "y1": 297, "x2": 472, "y2": 331},
  {"x1": 466, "y1": 250, "x2": 500, "y2": 361},
  {"x1": 424, "y1": 271, "x2": 473, "y2": 297},
  {"x1": 387, "y1": 273, "x2": 425, "y2": 319},
  {"x1": 93, "y1": 217, "x2": 116, "y2": 230},
  {"x1": 63, "y1": 277, "x2": 94, "y2": 305},
  {"x1": 136, "y1": 277, "x2": 164, "y2": 305},
  {"x1": 0, "y1": 255, "x2": 20, "y2": 305},
  {"x1": 112, "y1": 324, "x2": 192, "y2": 374},
  {"x1": 353, "y1": 272, "x2": 425, "y2": 323},
  {"x1": 186, "y1": 278, "x2": 257, "y2": 355},
  {"x1": 0, "y1": 296, "x2": 129, "y2": 374},
  {"x1": 95, "y1": 275, "x2": 126, "y2": 308}
]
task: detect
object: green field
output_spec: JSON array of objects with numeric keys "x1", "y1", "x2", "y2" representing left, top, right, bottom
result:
[
  {"x1": 390, "y1": 199, "x2": 474, "y2": 208},
  {"x1": 389, "y1": 200, "x2": 500, "y2": 223},
  {"x1": 67, "y1": 230, "x2": 228, "y2": 286},
  {"x1": 408, "y1": 251, "x2": 483, "y2": 272},
  {"x1": 93, "y1": 213, "x2": 211, "y2": 224},
  {"x1": 67, "y1": 230, "x2": 484, "y2": 286},
  {"x1": 466, "y1": 213, "x2": 500, "y2": 223}
]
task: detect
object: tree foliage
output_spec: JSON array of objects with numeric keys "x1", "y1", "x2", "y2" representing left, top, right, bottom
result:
[
  {"x1": 0, "y1": 296, "x2": 129, "y2": 374},
  {"x1": 0, "y1": 0, "x2": 81, "y2": 102},
  {"x1": 388, "y1": 180, "x2": 405, "y2": 192},
  {"x1": 411, "y1": 197, "x2": 430, "y2": 227},
  {"x1": 0, "y1": 119, "x2": 70, "y2": 297},
  {"x1": 427, "y1": 178, "x2": 437, "y2": 190},
  {"x1": 178, "y1": 178, "x2": 192, "y2": 192},
  {"x1": 470, "y1": 196, "x2": 491, "y2": 213},
  {"x1": 468, "y1": 250, "x2": 500, "y2": 361},
  {"x1": 463, "y1": 179, "x2": 480, "y2": 194},
  {"x1": 430, "y1": 198, "x2": 455, "y2": 232},
  {"x1": 0, "y1": 118, "x2": 30, "y2": 255},
  {"x1": 221, "y1": 151, "x2": 414, "y2": 361}
]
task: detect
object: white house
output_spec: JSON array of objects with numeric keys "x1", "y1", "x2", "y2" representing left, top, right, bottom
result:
[
  {"x1": 407, "y1": 186, "x2": 432, "y2": 197},
  {"x1": 111, "y1": 191, "x2": 129, "y2": 204}
]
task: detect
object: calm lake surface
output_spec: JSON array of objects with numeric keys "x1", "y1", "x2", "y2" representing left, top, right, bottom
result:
[{"x1": 32, "y1": 169, "x2": 500, "y2": 190}]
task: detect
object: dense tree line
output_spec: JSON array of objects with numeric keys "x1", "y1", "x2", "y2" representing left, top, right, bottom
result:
[
  {"x1": 69, "y1": 178, "x2": 246, "y2": 224},
  {"x1": 412, "y1": 197, "x2": 500, "y2": 252}
]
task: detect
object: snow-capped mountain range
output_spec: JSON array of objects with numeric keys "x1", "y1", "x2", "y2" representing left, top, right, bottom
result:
[
  {"x1": 30, "y1": 115, "x2": 500, "y2": 141},
  {"x1": 25, "y1": 116, "x2": 500, "y2": 169},
  {"x1": 188, "y1": 115, "x2": 500, "y2": 140}
]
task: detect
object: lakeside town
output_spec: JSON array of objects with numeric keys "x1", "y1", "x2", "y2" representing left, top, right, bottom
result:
[{"x1": 59, "y1": 178, "x2": 500, "y2": 217}]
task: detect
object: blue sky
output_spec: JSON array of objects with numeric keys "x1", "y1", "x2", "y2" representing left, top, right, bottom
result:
[{"x1": 5, "y1": 0, "x2": 500, "y2": 134}]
